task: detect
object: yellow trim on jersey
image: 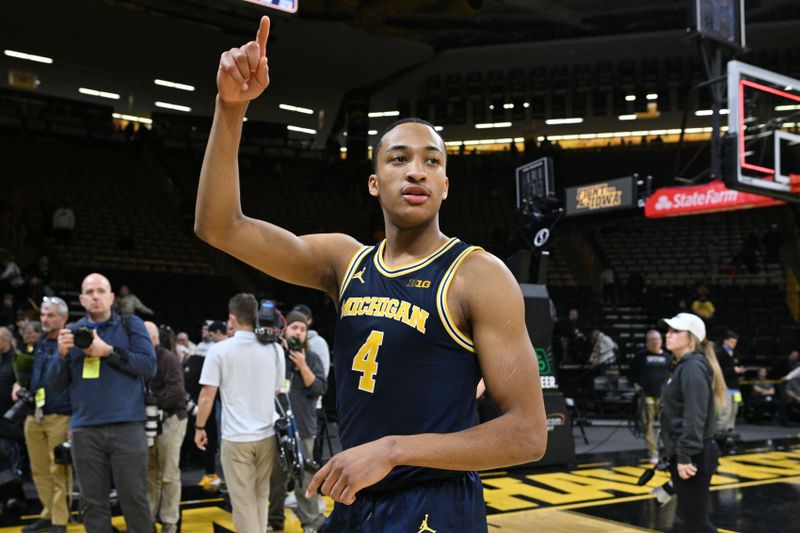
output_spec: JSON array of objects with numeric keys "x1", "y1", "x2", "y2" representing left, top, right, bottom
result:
[
  {"x1": 436, "y1": 246, "x2": 484, "y2": 353},
  {"x1": 339, "y1": 246, "x2": 373, "y2": 302},
  {"x1": 374, "y1": 237, "x2": 460, "y2": 278}
]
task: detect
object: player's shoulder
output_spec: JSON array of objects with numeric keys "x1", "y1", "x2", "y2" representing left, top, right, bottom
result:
[{"x1": 455, "y1": 248, "x2": 516, "y2": 287}]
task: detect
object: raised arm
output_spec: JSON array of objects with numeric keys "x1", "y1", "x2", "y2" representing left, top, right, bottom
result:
[
  {"x1": 307, "y1": 252, "x2": 547, "y2": 504},
  {"x1": 194, "y1": 16, "x2": 360, "y2": 298}
]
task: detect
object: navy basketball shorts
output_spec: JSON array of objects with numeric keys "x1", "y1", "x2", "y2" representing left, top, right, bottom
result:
[{"x1": 321, "y1": 471, "x2": 487, "y2": 533}]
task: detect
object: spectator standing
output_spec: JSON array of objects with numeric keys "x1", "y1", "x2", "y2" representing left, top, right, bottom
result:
[
  {"x1": 143, "y1": 322, "x2": 187, "y2": 533},
  {"x1": 116, "y1": 285, "x2": 154, "y2": 319},
  {"x1": 716, "y1": 331, "x2": 744, "y2": 433},
  {"x1": 628, "y1": 330, "x2": 671, "y2": 463}
]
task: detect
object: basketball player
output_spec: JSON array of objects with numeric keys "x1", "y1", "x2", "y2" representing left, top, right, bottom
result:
[{"x1": 196, "y1": 16, "x2": 547, "y2": 532}]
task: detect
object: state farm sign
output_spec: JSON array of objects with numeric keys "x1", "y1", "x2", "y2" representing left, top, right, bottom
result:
[{"x1": 645, "y1": 180, "x2": 783, "y2": 218}]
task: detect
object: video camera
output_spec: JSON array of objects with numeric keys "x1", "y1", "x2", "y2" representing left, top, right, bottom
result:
[
  {"x1": 637, "y1": 457, "x2": 670, "y2": 486},
  {"x1": 255, "y1": 299, "x2": 282, "y2": 344}
]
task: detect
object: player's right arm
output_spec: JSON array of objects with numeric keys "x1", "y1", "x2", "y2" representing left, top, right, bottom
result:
[{"x1": 195, "y1": 16, "x2": 360, "y2": 297}]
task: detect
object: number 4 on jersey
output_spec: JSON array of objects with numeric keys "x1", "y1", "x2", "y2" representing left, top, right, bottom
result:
[{"x1": 352, "y1": 330, "x2": 384, "y2": 393}]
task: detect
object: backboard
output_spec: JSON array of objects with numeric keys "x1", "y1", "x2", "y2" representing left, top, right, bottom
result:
[{"x1": 726, "y1": 60, "x2": 800, "y2": 202}]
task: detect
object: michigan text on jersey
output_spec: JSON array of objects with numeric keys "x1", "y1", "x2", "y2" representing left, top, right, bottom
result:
[{"x1": 340, "y1": 296, "x2": 430, "y2": 334}]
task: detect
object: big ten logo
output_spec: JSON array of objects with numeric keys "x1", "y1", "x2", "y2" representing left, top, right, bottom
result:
[{"x1": 407, "y1": 279, "x2": 432, "y2": 289}]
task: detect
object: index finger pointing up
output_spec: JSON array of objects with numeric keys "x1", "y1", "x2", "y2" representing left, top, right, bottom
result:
[{"x1": 256, "y1": 16, "x2": 270, "y2": 58}]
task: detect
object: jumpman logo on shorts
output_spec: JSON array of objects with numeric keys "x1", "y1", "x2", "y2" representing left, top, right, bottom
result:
[
  {"x1": 352, "y1": 267, "x2": 366, "y2": 284},
  {"x1": 417, "y1": 514, "x2": 436, "y2": 533}
]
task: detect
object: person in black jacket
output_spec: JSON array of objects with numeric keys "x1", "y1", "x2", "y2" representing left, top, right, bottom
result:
[
  {"x1": 660, "y1": 313, "x2": 727, "y2": 533},
  {"x1": 144, "y1": 322, "x2": 187, "y2": 533},
  {"x1": 715, "y1": 331, "x2": 744, "y2": 433},
  {"x1": 628, "y1": 329, "x2": 671, "y2": 463}
]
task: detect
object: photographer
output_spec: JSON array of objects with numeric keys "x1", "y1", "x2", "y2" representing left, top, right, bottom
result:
[
  {"x1": 268, "y1": 311, "x2": 327, "y2": 532},
  {"x1": 16, "y1": 297, "x2": 72, "y2": 533},
  {"x1": 143, "y1": 322, "x2": 187, "y2": 533},
  {"x1": 194, "y1": 294, "x2": 284, "y2": 533},
  {"x1": 660, "y1": 313, "x2": 726, "y2": 533},
  {"x1": 47, "y1": 273, "x2": 156, "y2": 533}
]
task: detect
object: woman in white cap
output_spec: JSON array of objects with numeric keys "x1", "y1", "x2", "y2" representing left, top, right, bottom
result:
[{"x1": 659, "y1": 312, "x2": 726, "y2": 533}]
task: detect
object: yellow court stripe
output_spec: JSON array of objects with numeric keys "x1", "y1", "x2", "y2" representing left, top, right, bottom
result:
[
  {"x1": 487, "y1": 475, "x2": 800, "y2": 519},
  {"x1": 373, "y1": 237, "x2": 460, "y2": 277},
  {"x1": 718, "y1": 529, "x2": 740, "y2": 533}
]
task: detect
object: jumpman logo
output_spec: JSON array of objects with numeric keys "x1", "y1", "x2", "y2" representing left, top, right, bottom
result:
[
  {"x1": 417, "y1": 514, "x2": 436, "y2": 533},
  {"x1": 352, "y1": 267, "x2": 366, "y2": 284}
]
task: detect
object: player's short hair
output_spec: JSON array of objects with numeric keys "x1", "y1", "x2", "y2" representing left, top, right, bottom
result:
[
  {"x1": 372, "y1": 117, "x2": 445, "y2": 171},
  {"x1": 228, "y1": 293, "x2": 258, "y2": 327}
]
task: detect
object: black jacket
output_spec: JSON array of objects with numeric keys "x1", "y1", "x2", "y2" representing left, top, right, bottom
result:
[
  {"x1": 660, "y1": 351, "x2": 716, "y2": 464},
  {"x1": 716, "y1": 345, "x2": 740, "y2": 389},
  {"x1": 628, "y1": 349, "x2": 671, "y2": 398}
]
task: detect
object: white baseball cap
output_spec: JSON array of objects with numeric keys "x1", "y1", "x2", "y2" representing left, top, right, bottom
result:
[{"x1": 660, "y1": 313, "x2": 706, "y2": 342}]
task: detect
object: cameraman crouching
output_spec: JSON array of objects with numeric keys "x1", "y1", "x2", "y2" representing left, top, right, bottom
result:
[
  {"x1": 143, "y1": 322, "x2": 187, "y2": 533},
  {"x1": 268, "y1": 311, "x2": 327, "y2": 532},
  {"x1": 48, "y1": 273, "x2": 157, "y2": 533},
  {"x1": 16, "y1": 297, "x2": 72, "y2": 533}
]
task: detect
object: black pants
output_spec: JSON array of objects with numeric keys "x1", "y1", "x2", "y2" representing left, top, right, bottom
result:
[{"x1": 669, "y1": 439, "x2": 719, "y2": 533}]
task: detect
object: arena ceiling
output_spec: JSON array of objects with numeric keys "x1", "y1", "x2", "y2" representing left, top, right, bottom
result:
[{"x1": 2, "y1": 0, "x2": 800, "y2": 134}]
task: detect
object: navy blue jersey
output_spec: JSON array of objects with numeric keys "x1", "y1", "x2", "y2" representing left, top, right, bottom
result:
[{"x1": 333, "y1": 237, "x2": 483, "y2": 492}]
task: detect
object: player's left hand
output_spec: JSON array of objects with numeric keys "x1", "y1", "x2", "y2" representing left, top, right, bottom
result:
[{"x1": 306, "y1": 437, "x2": 395, "y2": 505}]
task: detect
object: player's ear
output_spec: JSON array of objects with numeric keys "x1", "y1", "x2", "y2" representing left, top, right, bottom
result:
[
  {"x1": 368, "y1": 173, "x2": 379, "y2": 198},
  {"x1": 442, "y1": 176, "x2": 449, "y2": 200}
]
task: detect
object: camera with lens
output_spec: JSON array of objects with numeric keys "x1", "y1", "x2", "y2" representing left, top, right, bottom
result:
[
  {"x1": 72, "y1": 325, "x2": 94, "y2": 350},
  {"x1": 287, "y1": 336, "x2": 303, "y2": 352},
  {"x1": 4, "y1": 389, "x2": 35, "y2": 424},
  {"x1": 144, "y1": 391, "x2": 162, "y2": 447},
  {"x1": 184, "y1": 393, "x2": 198, "y2": 417},
  {"x1": 255, "y1": 299, "x2": 281, "y2": 344},
  {"x1": 637, "y1": 457, "x2": 670, "y2": 486},
  {"x1": 53, "y1": 441, "x2": 72, "y2": 466}
]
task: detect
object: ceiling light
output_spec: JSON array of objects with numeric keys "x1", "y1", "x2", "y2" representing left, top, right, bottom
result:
[
  {"x1": 287, "y1": 125, "x2": 316, "y2": 134},
  {"x1": 154, "y1": 79, "x2": 195, "y2": 92},
  {"x1": 523, "y1": 102, "x2": 530, "y2": 108},
  {"x1": 4, "y1": 49, "x2": 53, "y2": 64},
  {"x1": 279, "y1": 103, "x2": 314, "y2": 114},
  {"x1": 545, "y1": 118, "x2": 583, "y2": 125},
  {"x1": 368, "y1": 130, "x2": 378, "y2": 135},
  {"x1": 776, "y1": 104, "x2": 800, "y2": 112},
  {"x1": 79, "y1": 87, "x2": 120, "y2": 100},
  {"x1": 625, "y1": 95, "x2": 636, "y2": 102},
  {"x1": 503, "y1": 103, "x2": 514, "y2": 109},
  {"x1": 618, "y1": 114, "x2": 637, "y2": 121},
  {"x1": 646, "y1": 93, "x2": 658, "y2": 100},
  {"x1": 475, "y1": 122, "x2": 511, "y2": 129},
  {"x1": 368, "y1": 111, "x2": 400, "y2": 118},
  {"x1": 155, "y1": 101, "x2": 191, "y2": 112},
  {"x1": 695, "y1": 109, "x2": 729, "y2": 116},
  {"x1": 434, "y1": 126, "x2": 444, "y2": 132},
  {"x1": 112, "y1": 113, "x2": 152, "y2": 125}
]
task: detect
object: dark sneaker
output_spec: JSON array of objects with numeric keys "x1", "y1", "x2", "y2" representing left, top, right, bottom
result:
[
  {"x1": 48, "y1": 527, "x2": 67, "y2": 533},
  {"x1": 22, "y1": 519, "x2": 51, "y2": 532}
]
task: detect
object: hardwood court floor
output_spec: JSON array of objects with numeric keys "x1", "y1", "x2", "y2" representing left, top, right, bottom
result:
[{"x1": 6, "y1": 443, "x2": 800, "y2": 532}]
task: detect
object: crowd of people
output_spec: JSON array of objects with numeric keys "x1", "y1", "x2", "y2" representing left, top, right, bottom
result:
[{"x1": 0, "y1": 271, "x2": 333, "y2": 533}]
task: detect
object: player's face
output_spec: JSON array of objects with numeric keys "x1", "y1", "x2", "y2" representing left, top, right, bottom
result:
[{"x1": 369, "y1": 123, "x2": 448, "y2": 229}]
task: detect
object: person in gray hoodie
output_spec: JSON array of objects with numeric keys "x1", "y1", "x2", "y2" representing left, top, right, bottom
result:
[{"x1": 660, "y1": 313, "x2": 727, "y2": 533}]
